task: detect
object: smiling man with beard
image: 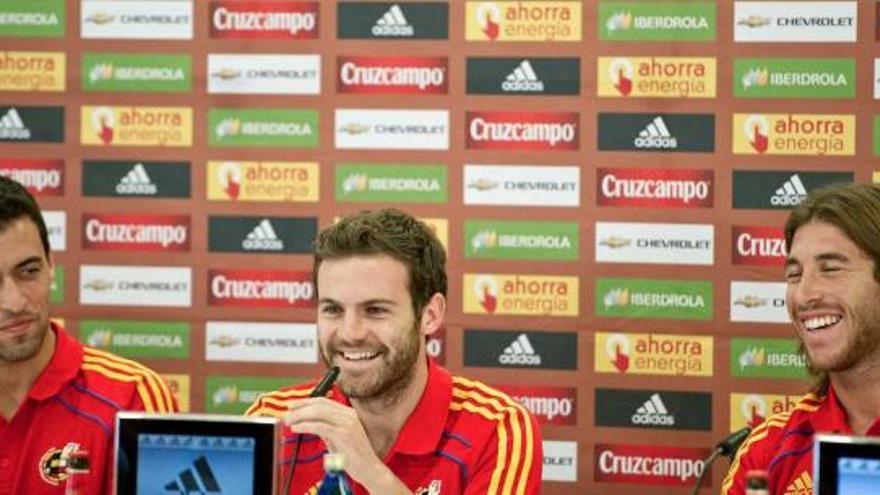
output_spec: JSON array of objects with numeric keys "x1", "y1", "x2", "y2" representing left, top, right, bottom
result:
[
  {"x1": 247, "y1": 208, "x2": 542, "y2": 495},
  {"x1": 0, "y1": 176, "x2": 177, "y2": 495},
  {"x1": 723, "y1": 183, "x2": 880, "y2": 495}
]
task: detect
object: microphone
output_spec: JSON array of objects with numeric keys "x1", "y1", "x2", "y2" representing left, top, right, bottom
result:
[
  {"x1": 282, "y1": 366, "x2": 340, "y2": 495},
  {"x1": 691, "y1": 427, "x2": 751, "y2": 495}
]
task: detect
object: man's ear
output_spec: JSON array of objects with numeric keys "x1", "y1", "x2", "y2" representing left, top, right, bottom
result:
[{"x1": 419, "y1": 293, "x2": 446, "y2": 337}]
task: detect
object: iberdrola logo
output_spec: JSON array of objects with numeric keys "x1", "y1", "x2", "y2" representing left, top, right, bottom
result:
[
  {"x1": 476, "y1": 3, "x2": 501, "y2": 40},
  {"x1": 217, "y1": 161, "x2": 242, "y2": 200},
  {"x1": 212, "y1": 385, "x2": 239, "y2": 406},
  {"x1": 609, "y1": 58, "x2": 634, "y2": 96},
  {"x1": 739, "y1": 346, "x2": 767, "y2": 370},
  {"x1": 741, "y1": 67, "x2": 769, "y2": 90},
  {"x1": 605, "y1": 333, "x2": 631, "y2": 372},
  {"x1": 86, "y1": 329, "x2": 112, "y2": 348},
  {"x1": 606, "y1": 11, "x2": 633, "y2": 32},
  {"x1": 740, "y1": 394, "x2": 767, "y2": 429},
  {"x1": 471, "y1": 230, "x2": 497, "y2": 252},
  {"x1": 215, "y1": 117, "x2": 242, "y2": 139},
  {"x1": 473, "y1": 275, "x2": 498, "y2": 313},
  {"x1": 89, "y1": 63, "x2": 114, "y2": 83},
  {"x1": 603, "y1": 287, "x2": 630, "y2": 309},
  {"x1": 91, "y1": 106, "x2": 115, "y2": 144},
  {"x1": 342, "y1": 173, "x2": 368, "y2": 194},
  {"x1": 744, "y1": 114, "x2": 769, "y2": 153}
]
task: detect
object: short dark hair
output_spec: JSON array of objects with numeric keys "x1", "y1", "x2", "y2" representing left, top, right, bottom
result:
[
  {"x1": 0, "y1": 176, "x2": 49, "y2": 256},
  {"x1": 785, "y1": 182, "x2": 880, "y2": 283},
  {"x1": 784, "y1": 182, "x2": 880, "y2": 395},
  {"x1": 313, "y1": 208, "x2": 447, "y2": 316}
]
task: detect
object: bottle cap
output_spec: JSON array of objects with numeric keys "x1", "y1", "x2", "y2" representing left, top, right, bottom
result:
[
  {"x1": 68, "y1": 449, "x2": 90, "y2": 472},
  {"x1": 324, "y1": 453, "x2": 345, "y2": 471}
]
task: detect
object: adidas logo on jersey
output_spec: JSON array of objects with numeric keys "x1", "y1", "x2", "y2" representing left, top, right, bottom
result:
[
  {"x1": 499, "y1": 333, "x2": 541, "y2": 366},
  {"x1": 634, "y1": 116, "x2": 677, "y2": 149},
  {"x1": 372, "y1": 4, "x2": 414, "y2": 37},
  {"x1": 631, "y1": 393, "x2": 675, "y2": 426},
  {"x1": 501, "y1": 60, "x2": 545, "y2": 92},
  {"x1": 770, "y1": 174, "x2": 808, "y2": 207},
  {"x1": 0, "y1": 108, "x2": 31, "y2": 140},
  {"x1": 783, "y1": 470, "x2": 812, "y2": 495},
  {"x1": 242, "y1": 219, "x2": 283, "y2": 251},
  {"x1": 116, "y1": 163, "x2": 157, "y2": 195}
]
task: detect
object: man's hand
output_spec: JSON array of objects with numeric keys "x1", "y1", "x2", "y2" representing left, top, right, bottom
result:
[{"x1": 286, "y1": 398, "x2": 411, "y2": 494}]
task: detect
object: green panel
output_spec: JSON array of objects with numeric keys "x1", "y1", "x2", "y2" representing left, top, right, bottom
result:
[
  {"x1": 80, "y1": 320, "x2": 190, "y2": 359},
  {"x1": 733, "y1": 58, "x2": 855, "y2": 98},
  {"x1": 82, "y1": 53, "x2": 192, "y2": 92},
  {"x1": 595, "y1": 277, "x2": 713, "y2": 320},
  {"x1": 464, "y1": 219, "x2": 579, "y2": 261},
  {"x1": 335, "y1": 163, "x2": 447, "y2": 203},
  {"x1": 204, "y1": 376, "x2": 303, "y2": 414},
  {"x1": 208, "y1": 108, "x2": 319, "y2": 148},
  {"x1": 0, "y1": 0, "x2": 65, "y2": 37},
  {"x1": 731, "y1": 338, "x2": 809, "y2": 379},
  {"x1": 599, "y1": 1, "x2": 716, "y2": 41}
]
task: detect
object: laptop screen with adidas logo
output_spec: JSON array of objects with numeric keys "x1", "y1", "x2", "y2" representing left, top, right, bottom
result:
[
  {"x1": 115, "y1": 412, "x2": 280, "y2": 495},
  {"x1": 814, "y1": 434, "x2": 880, "y2": 495}
]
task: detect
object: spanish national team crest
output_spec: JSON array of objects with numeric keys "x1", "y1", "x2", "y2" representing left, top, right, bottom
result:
[
  {"x1": 38, "y1": 447, "x2": 68, "y2": 485},
  {"x1": 416, "y1": 480, "x2": 442, "y2": 495}
]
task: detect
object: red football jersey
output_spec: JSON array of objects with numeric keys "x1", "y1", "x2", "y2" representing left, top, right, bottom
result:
[
  {"x1": 0, "y1": 323, "x2": 177, "y2": 495},
  {"x1": 247, "y1": 359, "x2": 543, "y2": 495},
  {"x1": 723, "y1": 387, "x2": 880, "y2": 495}
]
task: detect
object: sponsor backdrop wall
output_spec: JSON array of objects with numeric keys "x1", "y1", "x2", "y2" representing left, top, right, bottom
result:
[{"x1": 1, "y1": 1, "x2": 877, "y2": 493}]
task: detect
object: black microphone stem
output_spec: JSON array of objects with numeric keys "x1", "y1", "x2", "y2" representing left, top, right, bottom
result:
[{"x1": 281, "y1": 366, "x2": 340, "y2": 495}]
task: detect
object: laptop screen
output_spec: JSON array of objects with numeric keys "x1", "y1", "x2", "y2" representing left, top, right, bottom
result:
[
  {"x1": 814, "y1": 434, "x2": 880, "y2": 495},
  {"x1": 115, "y1": 413, "x2": 280, "y2": 495}
]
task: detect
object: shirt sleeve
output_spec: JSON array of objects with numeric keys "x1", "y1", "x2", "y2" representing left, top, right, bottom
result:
[{"x1": 464, "y1": 404, "x2": 543, "y2": 495}]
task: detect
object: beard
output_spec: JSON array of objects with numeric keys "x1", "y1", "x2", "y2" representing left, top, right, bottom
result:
[
  {"x1": 0, "y1": 318, "x2": 49, "y2": 363},
  {"x1": 799, "y1": 293, "x2": 880, "y2": 374},
  {"x1": 320, "y1": 320, "x2": 421, "y2": 403}
]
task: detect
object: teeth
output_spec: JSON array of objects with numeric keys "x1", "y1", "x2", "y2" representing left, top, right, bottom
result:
[
  {"x1": 804, "y1": 315, "x2": 841, "y2": 330},
  {"x1": 342, "y1": 351, "x2": 378, "y2": 361}
]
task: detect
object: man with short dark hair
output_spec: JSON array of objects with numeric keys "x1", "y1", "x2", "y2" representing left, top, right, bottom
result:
[
  {"x1": 248, "y1": 208, "x2": 542, "y2": 494},
  {"x1": 723, "y1": 183, "x2": 880, "y2": 494},
  {"x1": 0, "y1": 176, "x2": 177, "y2": 494}
]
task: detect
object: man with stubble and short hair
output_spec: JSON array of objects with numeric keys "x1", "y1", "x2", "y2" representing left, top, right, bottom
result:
[
  {"x1": 247, "y1": 208, "x2": 542, "y2": 495},
  {"x1": 0, "y1": 176, "x2": 177, "y2": 494},
  {"x1": 723, "y1": 183, "x2": 880, "y2": 494}
]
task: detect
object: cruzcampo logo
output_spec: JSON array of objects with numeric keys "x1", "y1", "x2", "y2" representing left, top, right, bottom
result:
[
  {"x1": 599, "y1": 1, "x2": 716, "y2": 41},
  {"x1": 208, "y1": 108, "x2": 318, "y2": 148},
  {"x1": 80, "y1": 320, "x2": 190, "y2": 359},
  {"x1": 596, "y1": 277, "x2": 713, "y2": 320},
  {"x1": 335, "y1": 164, "x2": 447, "y2": 203},
  {"x1": 82, "y1": 53, "x2": 192, "y2": 92},
  {"x1": 464, "y1": 219, "x2": 578, "y2": 261},
  {"x1": 50, "y1": 264, "x2": 63, "y2": 303},
  {"x1": 731, "y1": 338, "x2": 808, "y2": 379},
  {"x1": 734, "y1": 58, "x2": 855, "y2": 99},
  {"x1": 205, "y1": 376, "x2": 303, "y2": 414},
  {"x1": 0, "y1": 0, "x2": 65, "y2": 37}
]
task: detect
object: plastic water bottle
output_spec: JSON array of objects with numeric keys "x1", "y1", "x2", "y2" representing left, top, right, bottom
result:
[
  {"x1": 317, "y1": 453, "x2": 352, "y2": 495},
  {"x1": 64, "y1": 448, "x2": 90, "y2": 495},
  {"x1": 745, "y1": 469, "x2": 769, "y2": 495}
]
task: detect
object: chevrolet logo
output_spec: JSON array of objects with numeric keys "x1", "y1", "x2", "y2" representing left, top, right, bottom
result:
[
  {"x1": 85, "y1": 13, "x2": 115, "y2": 25},
  {"x1": 210, "y1": 335, "x2": 240, "y2": 348},
  {"x1": 599, "y1": 236, "x2": 632, "y2": 249},
  {"x1": 737, "y1": 15, "x2": 771, "y2": 28},
  {"x1": 84, "y1": 280, "x2": 114, "y2": 291},
  {"x1": 211, "y1": 68, "x2": 241, "y2": 80},
  {"x1": 734, "y1": 295, "x2": 767, "y2": 308},
  {"x1": 338, "y1": 123, "x2": 370, "y2": 135},
  {"x1": 467, "y1": 178, "x2": 498, "y2": 191}
]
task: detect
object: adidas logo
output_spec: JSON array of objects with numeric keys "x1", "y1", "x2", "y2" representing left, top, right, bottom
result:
[
  {"x1": 242, "y1": 219, "x2": 284, "y2": 251},
  {"x1": 631, "y1": 393, "x2": 675, "y2": 426},
  {"x1": 499, "y1": 333, "x2": 541, "y2": 366},
  {"x1": 0, "y1": 108, "x2": 31, "y2": 140},
  {"x1": 634, "y1": 116, "x2": 677, "y2": 149},
  {"x1": 163, "y1": 455, "x2": 222, "y2": 494},
  {"x1": 501, "y1": 60, "x2": 545, "y2": 92},
  {"x1": 783, "y1": 470, "x2": 812, "y2": 495},
  {"x1": 372, "y1": 4, "x2": 414, "y2": 37},
  {"x1": 770, "y1": 174, "x2": 808, "y2": 207},
  {"x1": 115, "y1": 163, "x2": 157, "y2": 195}
]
